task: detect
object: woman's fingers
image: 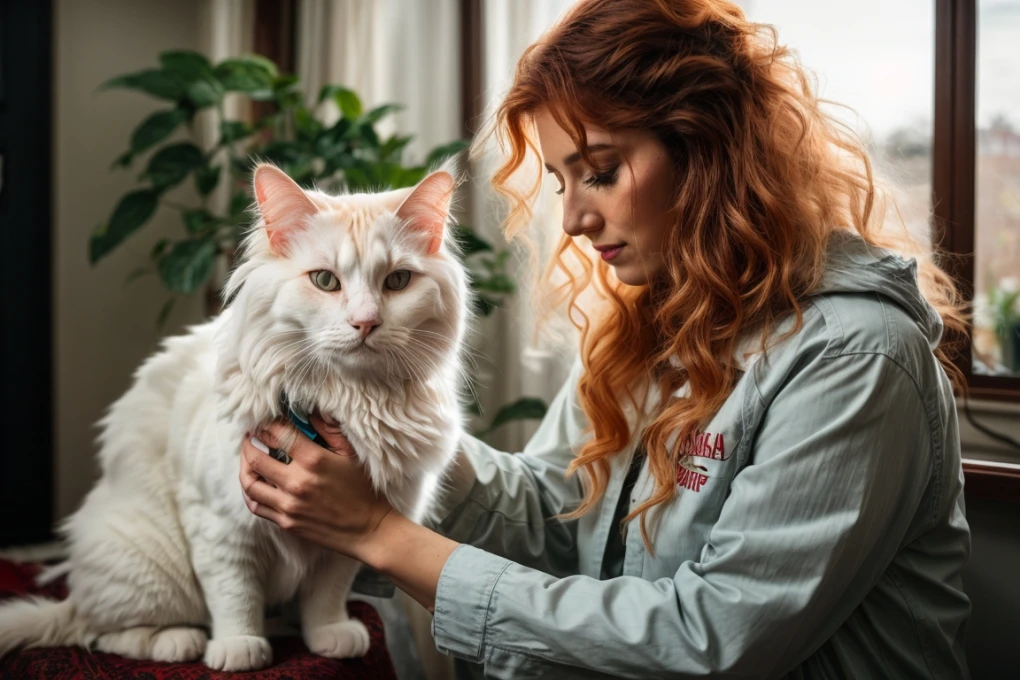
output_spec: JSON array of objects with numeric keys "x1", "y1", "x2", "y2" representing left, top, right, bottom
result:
[
  {"x1": 243, "y1": 489, "x2": 292, "y2": 530},
  {"x1": 242, "y1": 473, "x2": 295, "y2": 516},
  {"x1": 259, "y1": 421, "x2": 329, "y2": 471},
  {"x1": 242, "y1": 434, "x2": 291, "y2": 486},
  {"x1": 309, "y1": 412, "x2": 355, "y2": 456}
]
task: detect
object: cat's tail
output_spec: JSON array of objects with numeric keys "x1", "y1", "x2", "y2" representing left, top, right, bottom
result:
[{"x1": 0, "y1": 597, "x2": 88, "y2": 658}]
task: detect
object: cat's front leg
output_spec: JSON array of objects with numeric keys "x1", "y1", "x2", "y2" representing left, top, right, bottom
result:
[
  {"x1": 189, "y1": 525, "x2": 273, "y2": 671},
  {"x1": 300, "y1": 552, "x2": 370, "y2": 658}
]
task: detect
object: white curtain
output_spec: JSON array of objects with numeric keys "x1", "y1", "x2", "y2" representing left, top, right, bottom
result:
[
  {"x1": 474, "y1": 0, "x2": 578, "y2": 451},
  {"x1": 295, "y1": 0, "x2": 461, "y2": 165},
  {"x1": 197, "y1": 0, "x2": 256, "y2": 292}
]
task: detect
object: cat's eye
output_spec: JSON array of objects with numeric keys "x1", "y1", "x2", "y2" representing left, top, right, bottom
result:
[
  {"x1": 310, "y1": 270, "x2": 341, "y2": 292},
  {"x1": 384, "y1": 270, "x2": 412, "y2": 291}
]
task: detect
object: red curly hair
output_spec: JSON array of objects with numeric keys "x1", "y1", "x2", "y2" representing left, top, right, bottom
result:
[{"x1": 483, "y1": 0, "x2": 965, "y2": 548}]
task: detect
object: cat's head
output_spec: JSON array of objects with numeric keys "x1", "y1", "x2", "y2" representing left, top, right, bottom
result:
[{"x1": 218, "y1": 164, "x2": 468, "y2": 415}]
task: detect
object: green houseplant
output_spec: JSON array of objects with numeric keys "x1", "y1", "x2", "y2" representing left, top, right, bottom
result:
[
  {"x1": 92, "y1": 50, "x2": 545, "y2": 435},
  {"x1": 988, "y1": 278, "x2": 1020, "y2": 372}
]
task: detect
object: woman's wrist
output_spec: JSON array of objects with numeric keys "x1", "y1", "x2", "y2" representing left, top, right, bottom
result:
[
  {"x1": 352, "y1": 505, "x2": 403, "y2": 568},
  {"x1": 353, "y1": 509, "x2": 461, "y2": 613}
]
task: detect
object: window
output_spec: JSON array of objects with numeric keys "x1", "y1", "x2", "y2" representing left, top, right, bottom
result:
[
  {"x1": 740, "y1": 0, "x2": 936, "y2": 237},
  {"x1": 973, "y1": 0, "x2": 1020, "y2": 379},
  {"x1": 741, "y1": 0, "x2": 1019, "y2": 399},
  {"x1": 934, "y1": 0, "x2": 1020, "y2": 398}
]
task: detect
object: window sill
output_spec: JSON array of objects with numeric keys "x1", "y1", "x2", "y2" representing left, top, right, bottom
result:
[{"x1": 960, "y1": 398, "x2": 1020, "y2": 503}]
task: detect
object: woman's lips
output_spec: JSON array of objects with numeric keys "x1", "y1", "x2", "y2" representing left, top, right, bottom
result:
[{"x1": 597, "y1": 245, "x2": 625, "y2": 262}]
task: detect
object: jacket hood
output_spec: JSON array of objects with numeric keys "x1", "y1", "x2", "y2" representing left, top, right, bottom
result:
[{"x1": 815, "y1": 230, "x2": 944, "y2": 349}]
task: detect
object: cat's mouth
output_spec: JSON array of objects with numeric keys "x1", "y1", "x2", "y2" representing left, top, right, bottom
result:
[{"x1": 349, "y1": 337, "x2": 378, "y2": 353}]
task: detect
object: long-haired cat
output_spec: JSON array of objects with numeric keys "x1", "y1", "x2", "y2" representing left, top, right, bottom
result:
[{"x1": 0, "y1": 164, "x2": 468, "y2": 671}]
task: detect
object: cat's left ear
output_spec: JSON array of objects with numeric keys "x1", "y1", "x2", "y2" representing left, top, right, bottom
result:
[
  {"x1": 253, "y1": 164, "x2": 318, "y2": 254},
  {"x1": 396, "y1": 171, "x2": 455, "y2": 255}
]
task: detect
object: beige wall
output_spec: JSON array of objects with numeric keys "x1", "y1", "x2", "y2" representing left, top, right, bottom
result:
[{"x1": 53, "y1": 0, "x2": 206, "y2": 519}]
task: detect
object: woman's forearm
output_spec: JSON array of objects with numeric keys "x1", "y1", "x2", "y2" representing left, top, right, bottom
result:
[{"x1": 355, "y1": 510, "x2": 460, "y2": 613}]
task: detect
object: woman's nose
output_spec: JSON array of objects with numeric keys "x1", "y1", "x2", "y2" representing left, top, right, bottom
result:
[{"x1": 562, "y1": 198, "x2": 603, "y2": 237}]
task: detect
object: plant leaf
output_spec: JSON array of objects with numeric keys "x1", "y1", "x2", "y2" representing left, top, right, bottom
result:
[
  {"x1": 143, "y1": 142, "x2": 205, "y2": 191},
  {"x1": 186, "y1": 79, "x2": 224, "y2": 107},
  {"x1": 159, "y1": 50, "x2": 213, "y2": 81},
  {"x1": 124, "y1": 267, "x2": 153, "y2": 285},
  {"x1": 111, "y1": 150, "x2": 135, "y2": 170},
  {"x1": 156, "y1": 297, "x2": 176, "y2": 329},
  {"x1": 463, "y1": 392, "x2": 484, "y2": 416},
  {"x1": 426, "y1": 139, "x2": 470, "y2": 167},
  {"x1": 294, "y1": 107, "x2": 322, "y2": 140},
  {"x1": 102, "y1": 69, "x2": 186, "y2": 101},
  {"x1": 158, "y1": 239, "x2": 219, "y2": 294},
  {"x1": 216, "y1": 57, "x2": 276, "y2": 94},
  {"x1": 452, "y1": 224, "x2": 493, "y2": 257},
  {"x1": 261, "y1": 140, "x2": 305, "y2": 167},
  {"x1": 158, "y1": 51, "x2": 222, "y2": 106},
  {"x1": 473, "y1": 273, "x2": 516, "y2": 294},
  {"x1": 230, "y1": 191, "x2": 252, "y2": 219},
  {"x1": 379, "y1": 134, "x2": 413, "y2": 162},
  {"x1": 273, "y1": 73, "x2": 300, "y2": 90},
  {"x1": 483, "y1": 398, "x2": 548, "y2": 434},
  {"x1": 319, "y1": 85, "x2": 363, "y2": 119},
  {"x1": 471, "y1": 294, "x2": 499, "y2": 317},
  {"x1": 130, "y1": 108, "x2": 189, "y2": 154},
  {"x1": 89, "y1": 189, "x2": 160, "y2": 263},
  {"x1": 220, "y1": 120, "x2": 254, "y2": 145},
  {"x1": 151, "y1": 238, "x2": 170, "y2": 259},
  {"x1": 240, "y1": 54, "x2": 279, "y2": 78},
  {"x1": 397, "y1": 165, "x2": 428, "y2": 188},
  {"x1": 363, "y1": 103, "x2": 404, "y2": 125},
  {"x1": 194, "y1": 165, "x2": 221, "y2": 196},
  {"x1": 183, "y1": 208, "x2": 220, "y2": 235}
]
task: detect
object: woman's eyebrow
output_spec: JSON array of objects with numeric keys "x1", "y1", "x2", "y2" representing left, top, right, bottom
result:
[{"x1": 544, "y1": 143, "x2": 616, "y2": 172}]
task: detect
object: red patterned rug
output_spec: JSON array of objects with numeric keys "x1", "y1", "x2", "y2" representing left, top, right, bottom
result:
[{"x1": 0, "y1": 558, "x2": 397, "y2": 680}]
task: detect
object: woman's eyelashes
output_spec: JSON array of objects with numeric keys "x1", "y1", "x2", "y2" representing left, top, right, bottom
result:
[
  {"x1": 583, "y1": 165, "x2": 620, "y2": 190},
  {"x1": 553, "y1": 166, "x2": 621, "y2": 195}
]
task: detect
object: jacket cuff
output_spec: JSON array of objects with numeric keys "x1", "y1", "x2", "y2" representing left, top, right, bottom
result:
[{"x1": 431, "y1": 544, "x2": 512, "y2": 662}]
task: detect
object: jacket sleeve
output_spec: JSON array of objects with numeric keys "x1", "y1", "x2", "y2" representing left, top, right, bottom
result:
[
  {"x1": 431, "y1": 351, "x2": 934, "y2": 679},
  {"x1": 427, "y1": 359, "x2": 587, "y2": 576}
]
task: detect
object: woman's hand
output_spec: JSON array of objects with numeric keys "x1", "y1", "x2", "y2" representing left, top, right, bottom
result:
[{"x1": 239, "y1": 414, "x2": 394, "y2": 559}]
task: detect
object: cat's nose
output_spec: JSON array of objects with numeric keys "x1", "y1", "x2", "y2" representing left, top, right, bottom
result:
[{"x1": 351, "y1": 319, "x2": 381, "y2": 338}]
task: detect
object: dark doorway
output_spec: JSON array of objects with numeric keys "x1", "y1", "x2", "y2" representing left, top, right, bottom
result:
[{"x1": 0, "y1": 0, "x2": 54, "y2": 546}]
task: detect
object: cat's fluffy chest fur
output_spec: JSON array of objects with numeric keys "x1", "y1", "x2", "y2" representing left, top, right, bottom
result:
[{"x1": 136, "y1": 309, "x2": 457, "y2": 600}]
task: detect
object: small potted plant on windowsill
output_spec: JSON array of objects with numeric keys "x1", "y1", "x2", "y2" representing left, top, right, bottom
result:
[{"x1": 988, "y1": 277, "x2": 1020, "y2": 373}]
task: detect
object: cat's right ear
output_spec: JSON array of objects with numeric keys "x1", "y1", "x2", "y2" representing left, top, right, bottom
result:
[{"x1": 253, "y1": 164, "x2": 318, "y2": 254}]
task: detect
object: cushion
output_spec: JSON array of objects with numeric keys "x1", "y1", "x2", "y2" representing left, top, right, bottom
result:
[{"x1": 0, "y1": 558, "x2": 397, "y2": 680}]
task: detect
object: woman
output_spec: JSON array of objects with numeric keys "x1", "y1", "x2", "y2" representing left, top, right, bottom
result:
[{"x1": 240, "y1": 0, "x2": 971, "y2": 677}]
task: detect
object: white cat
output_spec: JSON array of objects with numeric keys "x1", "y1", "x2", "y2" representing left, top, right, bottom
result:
[{"x1": 0, "y1": 165, "x2": 468, "y2": 671}]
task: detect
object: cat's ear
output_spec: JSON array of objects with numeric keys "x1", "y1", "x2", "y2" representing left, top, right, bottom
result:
[
  {"x1": 395, "y1": 171, "x2": 455, "y2": 255},
  {"x1": 253, "y1": 164, "x2": 318, "y2": 253}
]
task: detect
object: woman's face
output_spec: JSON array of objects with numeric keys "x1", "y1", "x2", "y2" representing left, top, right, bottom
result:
[{"x1": 536, "y1": 110, "x2": 677, "y2": 286}]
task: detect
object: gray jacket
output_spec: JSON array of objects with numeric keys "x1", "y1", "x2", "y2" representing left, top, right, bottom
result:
[{"x1": 430, "y1": 233, "x2": 971, "y2": 679}]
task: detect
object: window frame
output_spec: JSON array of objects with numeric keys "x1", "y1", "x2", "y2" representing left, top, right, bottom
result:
[{"x1": 933, "y1": 0, "x2": 1020, "y2": 401}]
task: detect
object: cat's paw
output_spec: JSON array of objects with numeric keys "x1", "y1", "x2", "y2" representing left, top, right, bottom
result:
[
  {"x1": 305, "y1": 619, "x2": 371, "y2": 658},
  {"x1": 151, "y1": 626, "x2": 207, "y2": 662},
  {"x1": 204, "y1": 635, "x2": 273, "y2": 671}
]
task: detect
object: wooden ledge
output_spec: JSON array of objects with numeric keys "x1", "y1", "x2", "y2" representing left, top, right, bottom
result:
[{"x1": 963, "y1": 459, "x2": 1020, "y2": 503}]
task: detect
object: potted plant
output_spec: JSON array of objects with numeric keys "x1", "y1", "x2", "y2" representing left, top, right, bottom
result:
[{"x1": 988, "y1": 277, "x2": 1020, "y2": 373}]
